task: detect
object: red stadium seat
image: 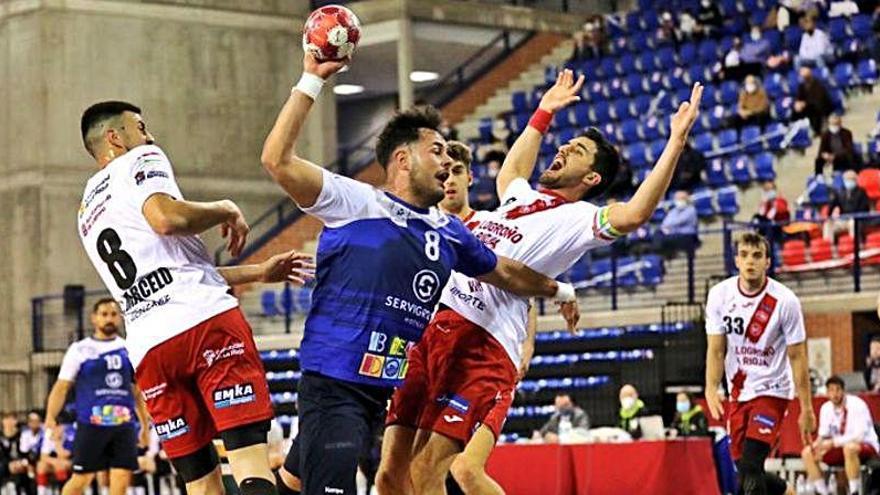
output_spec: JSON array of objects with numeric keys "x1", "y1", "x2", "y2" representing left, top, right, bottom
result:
[
  {"x1": 781, "y1": 240, "x2": 807, "y2": 267},
  {"x1": 808, "y1": 238, "x2": 832, "y2": 263},
  {"x1": 838, "y1": 234, "x2": 855, "y2": 259},
  {"x1": 858, "y1": 169, "x2": 880, "y2": 200},
  {"x1": 866, "y1": 232, "x2": 880, "y2": 264}
]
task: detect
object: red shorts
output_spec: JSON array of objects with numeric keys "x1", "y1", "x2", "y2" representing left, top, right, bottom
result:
[
  {"x1": 822, "y1": 443, "x2": 878, "y2": 465},
  {"x1": 727, "y1": 396, "x2": 791, "y2": 460},
  {"x1": 134, "y1": 307, "x2": 274, "y2": 459},
  {"x1": 387, "y1": 309, "x2": 517, "y2": 444}
]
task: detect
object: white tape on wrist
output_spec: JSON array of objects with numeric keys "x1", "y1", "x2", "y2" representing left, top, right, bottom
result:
[
  {"x1": 293, "y1": 72, "x2": 326, "y2": 100},
  {"x1": 554, "y1": 282, "x2": 576, "y2": 302}
]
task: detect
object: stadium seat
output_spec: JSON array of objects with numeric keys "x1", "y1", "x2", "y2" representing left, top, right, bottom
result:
[
  {"x1": 625, "y1": 142, "x2": 649, "y2": 169},
  {"x1": 553, "y1": 108, "x2": 572, "y2": 128},
  {"x1": 648, "y1": 139, "x2": 666, "y2": 162},
  {"x1": 858, "y1": 169, "x2": 880, "y2": 200},
  {"x1": 557, "y1": 127, "x2": 576, "y2": 146},
  {"x1": 639, "y1": 255, "x2": 664, "y2": 286},
  {"x1": 612, "y1": 98, "x2": 633, "y2": 120},
  {"x1": 656, "y1": 47, "x2": 676, "y2": 69},
  {"x1": 809, "y1": 238, "x2": 833, "y2": 263},
  {"x1": 608, "y1": 78, "x2": 627, "y2": 99},
  {"x1": 511, "y1": 92, "x2": 529, "y2": 114},
  {"x1": 828, "y1": 18, "x2": 848, "y2": 42},
  {"x1": 707, "y1": 105, "x2": 729, "y2": 130},
  {"x1": 261, "y1": 290, "x2": 280, "y2": 317},
  {"x1": 636, "y1": 52, "x2": 656, "y2": 73},
  {"x1": 773, "y1": 98, "x2": 792, "y2": 121},
  {"x1": 693, "y1": 189, "x2": 716, "y2": 217},
  {"x1": 764, "y1": 122, "x2": 786, "y2": 150},
  {"x1": 858, "y1": 59, "x2": 878, "y2": 86},
  {"x1": 651, "y1": 200, "x2": 669, "y2": 223},
  {"x1": 754, "y1": 153, "x2": 776, "y2": 181},
  {"x1": 764, "y1": 73, "x2": 786, "y2": 100},
  {"x1": 781, "y1": 240, "x2": 807, "y2": 267},
  {"x1": 646, "y1": 72, "x2": 665, "y2": 93},
  {"x1": 705, "y1": 159, "x2": 729, "y2": 187},
  {"x1": 838, "y1": 234, "x2": 855, "y2": 259},
  {"x1": 673, "y1": 87, "x2": 693, "y2": 108},
  {"x1": 806, "y1": 177, "x2": 830, "y2": 205},
  {"x1": 763, "y1": 29, "x2": 782, "y2": 53},
  {"x1": 593, "y1": 100, "x2": 612, "y2": 124},
  {"x1": 573, "y1": 103, "x2": 591, "y2": 126},
  {"x1": 697, "y1": 39, "x2": 718, "y2": 64},
  {"x1": 852, "y1": 14, "x2": 873, "y2": 38},
  {"x1": 693, "y1": 132, "x2": 714, "y2": 153},
  {"x1": 717, "y1": 129, "x2": 739, "y2": 151},
  {"x1": 665, "y1": 69, "x2": 689, "y2": 91},
  {"x1": 478, "y1": 118, "x2": 493, "y2": 143},
  {"x1": 866, "y1": 232, "x2": 880, "y2": 265},
  {"x1": 720, "y1": 81, "x2": 739, "y2": 106},
  {"x1": 717, "y1": 186, "x2": 739, "y2": 216},
  {"x1": 678, "y1": 42, "x2": 697, "y2": 64},
  {"x1": 833, "y1": 62, "x2": 856, "y2": 89},
  {"x1": 783, "y1": 26, "x2": 803, "y2": 51},
  {"x1": 789, "y1": 125, "x2": 812, "y2": 149},
  {"x1": 626, "y1": 74, "x2": 646, "y2": 96},
  {"x1": 642, "y1": 117, "x2": 663, "y2": 141},
  {"x1": 620, "y1": 119, "x2": 640, "y2": 143},
  {"x1": 632, "y1": 94, "x2": 652, "y2": 115},
  {"x1": 620, "y1": 53, "x2": 638, "y2": 74},
  {"x1": 730, "y1": 155, "x2": 753, "y2": 184},
  {"x1": 741, "y1": 126, "x2": 763, "y2": 153}
]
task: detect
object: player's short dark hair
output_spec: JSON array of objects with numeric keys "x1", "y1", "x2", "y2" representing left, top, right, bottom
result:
[
  {"x1": 1, "y1": 411, "x2": 16, "y2": 420},
  {"x1": 92, "y1": 297, "x2": 118, "y2": 313},
  {"x1": 375, "y1": 106, "x2": 443, "y2": 169},
  {"x1": 579, "y1": 127, "x2": 620, "y2": 201},
  {"x1": 80, "y1": 101, "x2": 141, "y2": 157},
  {"x1": 870, "y1": 335, "x2": 880, "y2": 345},
  {"x1": 826, "y1": 375, "x2": 845, "y2": 390},
  {"x1": 446, "y1": 141, "x2": 472, "y2": 169},
  {"x1": 734, "y1": 231, "x2": 771, "y2": 257}
]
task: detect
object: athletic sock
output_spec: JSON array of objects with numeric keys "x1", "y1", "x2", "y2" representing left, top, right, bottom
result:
[
  {"x1": 812, "y1": 478, "x2": 829, "y2": 495},
  {"x1": 849, "y1": 478, "x2": 860, "y2": 494}
]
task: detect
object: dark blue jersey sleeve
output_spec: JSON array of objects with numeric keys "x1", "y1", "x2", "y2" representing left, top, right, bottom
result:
[{"x1": 447, "y1": 215, "x2": 498, "y2": 277}]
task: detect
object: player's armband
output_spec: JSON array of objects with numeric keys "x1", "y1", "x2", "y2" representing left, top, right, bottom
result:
[{"x1": 593, "y1": 206, "x2": 624, "y2": 241}]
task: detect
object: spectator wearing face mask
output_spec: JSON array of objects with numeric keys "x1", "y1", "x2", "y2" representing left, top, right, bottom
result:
[
  {"x1": 720, "y1": 37, "x2": 744, "y2": 81},
  {"x1": 696, "y1": 0, "x2": 723, "y2": 38},
  {"x1": 619, "y1": 384, "x2": 648, "y2": 440},
  {"x1": 824, "y1": 169, "x2": 870, "y2": 240},
  {"x1": 654, "y1": 191, "x2": 699, "y2": 255},
  {"x1": 534, "y1": 393, "x2": 590, "y2": 444},
  {"x1": 755, "y1": 180, "x2": 791, "y2": 225},
  {"x1": 731, "y1": 74, "x2": 771, "y2": 129},
  {"x1": 656, "y1": 11, "x2": 680, "y2": 46},
  {"x1": 865, "y1": 336, "x2": 880, "y2": 392},
  {"x1": 741, "y1": 25, "x2": 771, "y2": 74},
  {"x1": 797, "y1": 15, "x2": 833, "y2": 70},
  {"x1": 815, "y1": 114, "x2": 859, "y2": 175},
  {"x1": 670, "y1": 392, "x2": 709, "y2": 438}
]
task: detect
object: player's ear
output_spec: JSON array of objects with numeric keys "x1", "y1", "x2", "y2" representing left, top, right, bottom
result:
[
  {"x1": 581, "y1": 171, "x2": 601, "y2": 188},
  {"x1": 468, "y1": 170, "x2": 473, "y2": 187},
  {"x1": 393, "y1": 146, "x2": 411, "y2": 172},
  {"x1": 106, "y1": 127, "x2": 124, "y2": 150}
]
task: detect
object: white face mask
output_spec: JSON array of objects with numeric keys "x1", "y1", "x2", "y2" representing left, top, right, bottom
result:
[
  {"x1": 674, "y1": 199, "x2": 688, "y2": 209},
  {"x1": 751, "y1": 30, "x2": 762, "y2": 41},
  {"x1": 702, "y1": 0, "x2": 711, "y2": 7},
  {"x1": 621, "y1": 397, "x2": 636, "y2": 409},
  {"x1": 745, "y1": 82, "x2": 757, "y2": 93},
  {"x1": 829, "y1": 125, "x2": 841, "y2": 134},
  {"x1": 763, "y1": 189, "x2": 777, "y2": 201}
]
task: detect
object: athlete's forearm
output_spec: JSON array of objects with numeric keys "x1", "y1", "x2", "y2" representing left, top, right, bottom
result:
[
  {"x1": 45, "y1": 381, "x2": 71, "y2": 426},
  {"x1": 146, "y1": 195, "x2": 235, "y2": 236},
  {"x1": 705, "y1": 338, "x2": 726, "y2": 392},
  {"x1": 132, "y1": 385, "x2": 150, "y2": 428},
  {"x1": 478, "y1": 257, "x2": 559, "y2": 298},
  {"x1": 788, "y1": 342, "x2": 813, "y2": 409},
  {"x1": 216, "y1": 264, "x2": 264, "y2": 286},
  {"x1": 608, "y1": 136, "x2": 686, "y2": 234},
  {"x1": 497, "y1": 127, "x2": 543, "y2": 197}
]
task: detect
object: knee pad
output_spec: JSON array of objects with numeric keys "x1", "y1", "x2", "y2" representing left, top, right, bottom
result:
[
  {"x1": 220, "y1": 420, "x2": 271, "y2": 451},
  {"x1": 239, "y1": 477, "x2": 278, "y2": 495},
  {"x1": 170, "y1": 443, "x2": 219, "y2": 484}
]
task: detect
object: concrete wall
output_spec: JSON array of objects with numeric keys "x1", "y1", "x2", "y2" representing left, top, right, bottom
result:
[{"x1": 0, "y1": 0, "x2": 338, "y2": 370}]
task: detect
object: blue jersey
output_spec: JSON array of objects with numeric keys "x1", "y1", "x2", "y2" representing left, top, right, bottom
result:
[
  {"x1": 58, "y1": 337, "x2": 136, "y2": 426},
  {"x1": 298, "y1": 169, "x2": 499, "y2": 387}
]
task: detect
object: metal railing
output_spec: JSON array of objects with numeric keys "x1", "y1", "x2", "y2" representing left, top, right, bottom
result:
[{"x1": 31, "y1": 287, "x2": 111, "y2": 353}]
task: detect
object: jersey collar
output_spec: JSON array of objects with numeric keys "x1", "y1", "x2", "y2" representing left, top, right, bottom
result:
[
  {"x1": 537, "y1": 187, "x2": 575, "y2": 203},
  {"x1": 737, "y1": 277, "x2": 769, "y2": 298},
  {"x1": 384, "y1": 192, "x2": 430, "y2": 214}
]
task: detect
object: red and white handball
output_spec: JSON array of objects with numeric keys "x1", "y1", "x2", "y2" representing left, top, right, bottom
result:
[{"x1": 302, "y1": 5, "x2": 361, "y2": 62}]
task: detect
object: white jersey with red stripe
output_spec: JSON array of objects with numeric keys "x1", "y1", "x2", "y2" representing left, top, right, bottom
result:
[
  {"x1": 438, "y1": 178, "x2": 622, "y2": 366},
  {"x1": 705, "y1": 276, "x2": 806, "y2": 403},
  {"x1": 77, "y1": 145, "x2": 238, "y2": 369}
]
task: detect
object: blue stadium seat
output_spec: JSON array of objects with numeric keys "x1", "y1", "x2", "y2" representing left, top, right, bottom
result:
[
  {"x1": 608, "y1": 77, "x2": 627, "y2": 99},
  {"x1": 626, "y1": 73, "x2": 646, "y2": 96},
  {"x1": 773, "y1": 98, "x2": 792, "y2": 121},
  {"x1": 573, "y1": 103, "x2": 591, "y2": 126},
  {"x1": 651, "y1": 200, "x2": 669, "y2": 223},
  {"x1": 829, "y1": 18, "x2": 848, "y2": 42},
  {"x1": 557, "y1": 127, "x2": 576, "y2": 146},
  {"x1": 720, "y1": 81, "x2": 739, "y2": 106},
  {"x1": 513, "y1": 112, "x2": 530, "y2": 134},
  {"x1": 719, "y1": 35, "x2": 736, "y2": 56},
  {"x1": 754, "y1": 152, "x2": 776, "y2": 181},
  {"x1": 612, "y1": 98, "x2": 632, "y2": 120},
  {"x1": 853, "y1": 14, "x2": 873, "y2": 38},
  {"x1": 790, "y1": 124, "x2": 812, "y2": 150},
  {"x1": 730, "y1": 155, "x2": 753, "y2": 184},
  {"x1": 648, "y1": 139, "x2": 666, "y2": 162},
  {"x1": 831, "y1": 171, "x2": 845, "y2": 192},
  {"x1": 620, "y1": 119, "x2": 640, "y2": 143},
  {"x1": 540, "y1": 133, "x2": 557, "y2": 155},
  {"x1": 763, "y1": 29, "x2": 782, "y2": 54},
  {"x1": 764, "y1": 73, "x2": 786, "y2": 100},
  {"x1": 700, "y1": 85, "x2": 718, "y2": 106},
  {"x1": 698, "y1": 39, "x2": 718, "y2": 64},
  {"x1": 656, "y1": 47, "x2": 676, "y2": 69},
  {"x1": 858, "y1": 59, "x2": 878, "y2": 86},
  {"x1": 834, "y1": 62, "x2": 856, "y2": 89},
  {"x1": 587, "y1": 81, "x2": 607, "y2": 101},
  {"x1": 672, "y1": 87, "x2": 693, "y2": 108},
  {"x1": 646, "y1": 72, "x2": 665, "y2": 93},
  {"x1": 553, "y1": 108, "x2": 572, "y2": 128},
  {"x1": 631, "y1": 31, "x2": 651, "y2": 52},
  {"x1": 261, "y1": 290, "x2": 280, "y2": 317},
  {"x1": 641, "y1": 117, "x2": 663, "y2": 141},
  {"x1": 593, "y1": 100, "x2": 612, "y2": 124},
  {"x1": 616, "y1": 257, "x2": 639, "y2": 288},
  {"x1": 693, "y1": 188, "x2": 716, "y2": 217},
  {"x1": 566, "y1": 258, "x2": 590, "y2": 284},
  {"x1": 707, "y1": 105, "x2": 730, "y2": 130},
  {"x1": 741, "y1": 126, "x2": 763, "y2": 153},
  {"x1": 805, "y1": 176, "x2": 830, "y2": 205},
  {"x1": 625, "y1": 142, "x2": 649, "y2": 169},
  {"x1": 545, "y1": 66, "x2": 558, "y2": 86},
  {"x1": 783, "y1": 26, "x2": 803, "y2": 52},
  {"x1": 625, "y1": 11, "x2": 642, "y2": 31},
  {"x1": 620, "y1": 53, "x2": 638, "y2": 75},
  {"x1": 693, "y1": 132, "x2": 714, "y2": 153},
  {"x1": 705, "y1": 158, "x2": 729, "y2": 187},
  {"x1": 478, "y1": 118, "x2": 493, "y2": 143},
  {"x1": 665, "y1": 68, "x2": 689, "y2": 91},
  {"x1": 639, "y1": 255, "x2": 664, "y2": 286},
  {"x1": 717, "y1": 129, "x2": 739, "y2": 151},
  {"x1": 687, "y1": 65, "x2": 709, "y2": 85},
  {"x1": 511, "y1": 91, "x2": 528, "y2": 114},
  {"x1": 717, "y1": 186, "x2": 739, "y2": 216},
  {"x1": 632, "y1": 94, "x2": 652, "y2": 115},
  {"x1": 680, "y1": 42, "x2": 698, "y2": 63}
]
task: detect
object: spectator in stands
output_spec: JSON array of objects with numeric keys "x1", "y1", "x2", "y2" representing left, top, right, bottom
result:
[
  {"x1": 669, "y1": 392, "x2": 710, "y2": 437},
  {"x1": 829, "y1": 0, "x2": 860, "y2": 17},
  {"x1": 720, "y1": 37, "x2": 743, "y2": 81},
  {"x1": 18, "y1": 411, "x2": 42, "y2": 468},
  {"x1": 678, "y1": 11, "x2": 699, "y2": 41},
  {"x1": 731, "y1": 74, "x2": 771, "y2": 130},
  {"x1": 824, "y1": 170, "x2": 870, "y2": 240},
  {"x1": 815, "y1": 114, "x2": 859, "y2": 175},
  {"x1": 801, "y1": 376, "x2": 879, "y2": 495},
  {"x1": 656, "y1": 12, "x2": 680, "y2": 46},
  {"x1": 797, "y1": 15, "x2": 834, "y2": 69},
  {"x1": 741, "y1": 25, "x2": 772, "y2": 73},
  {"x1": 438, "y1": 118, "x2": 458, "y2": 142},
  {"x1": 1, "y1": 412, "x2": 30, "y2": 495},
  {"x1": 755, "y1": 180, "x2": 791, "y2": 224},
  {"x1": 793, "y1": 66, "x2": 834, "y2": 135},
  {"x1": 471, "y1": 149, "x2": 504, "y2": 211},
  {"x1": 672, "y1": 141, "x2": 706, "y2": 191},
  {"x1": 654, "y1": 191, "x2": 699, "y2": 255},
  {"x1": 36, "y1": 420, "x2": 72, "y2": 495},
  {"x1": 864, "y1": 336, "x2": 880, "y2": 392},
  {"x1": 695, "y1": 0, "x2": 724, "y2": 38},
  {"x1": 570, "y1": 20, "x2": 605, "y2": 61},
  {"x1": 534, "y1": 393, "x2": 590, "y2": 444},
  {"x1": 619, "y1": 384, "x2": 648, "y2": 440}
]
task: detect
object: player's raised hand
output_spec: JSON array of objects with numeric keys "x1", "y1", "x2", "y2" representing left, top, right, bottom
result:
[
  {"x1": 303, "y1": 52, "x2": 350, "y2": 80},
  {"x1": 704, "y1": 387, "x2": 724, "y2": 421},
  {"x1": 219, "y1": 200, "x2": 249, "y2": 258},
  {"x1": 669, "y1": 82, "x2": 704, "y2": 142},
  {"x1": 259, "y1": 250, "x2": 316, "y2": 285},
  {"x1": 538, "y1": 69, "x2": 585, "y2": 114},
  {"x1": 558, "y1": 300, "x2": 581, "y2": 334}
]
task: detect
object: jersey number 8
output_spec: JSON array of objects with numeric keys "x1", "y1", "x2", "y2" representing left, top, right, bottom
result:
[
  {"x1": 424, "y1": 231, "x2": 441, "y2": 261},
  {"x1": 96, "y1": 228, "x2": 138, "y2": 290}
]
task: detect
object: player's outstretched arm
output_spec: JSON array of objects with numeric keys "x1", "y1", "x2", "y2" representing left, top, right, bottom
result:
[
  {"x1": 143, "y1": 194, "x2": 250, "y2": 257},
  {"x1": 44, "y1": 380, "x2": 72, "y2": 437},
  {"x1": 497, "y1": 69, "x2": 584, "y2": 199},
  {"x1": 478, "y1": 256, "x2": 576, "y2": 302},
  {"x1": 216, "y1": 250, "x2": 315, "y2": 286},
  {"x1": 132, "y1": 384, "x2": 151, "y2": 448},
  {"x1": 261, "y1": 53, "x2": 348, "y2": 208},
  {"x1": 704, "y1": 334, "x2": 726, "y2": 421},
  {"x1": 788, "y1": 342, "x2": 816, "y2": 445},
  {"x1": 607, "y1": 83, "x2": 703, "y2": 234}
]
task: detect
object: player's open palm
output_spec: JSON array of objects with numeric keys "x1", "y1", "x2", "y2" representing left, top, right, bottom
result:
[
  {"x1": 260, "y1": 250, "x2": 316, "y2": 285},
  {"x1": 538, "y1": 69, "x2": 585, "y2": 114},
  {"x1": 669, "y1": 82, "x2": 704, "y2": 142},
  {"x1": 220, "y1": 200, "x2": 249, "y2": 258},
  {"x1": 303, "y1": 52, "x2": 350, "y2": 80},
  {"x1": 799, "y1": 407, "x2": 816, "y2": 446},
  {"x1": 558, "y1": 300, "x2": 580, "y2": 334}
]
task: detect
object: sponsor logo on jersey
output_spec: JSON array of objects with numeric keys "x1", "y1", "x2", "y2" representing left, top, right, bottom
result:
[
  {"x1": 80, "y1": 176, "x2": 111, "y2": 217},
  {"x1": 134, "y1": 169, "x2": 169, "y2": 185},
  {"x1": 155, "y1": 417, "x2": 189, "y2": 441},
  {"x1": 213, "y1": 383, "x2": 255, "y2": 409},
  {"x1": 121, "y1": 268, "x2": 174, "y2": 309},
  {"x1": 358, "y1": 353, "x2": 385, "y2": 378},
  {"x1": 753, "y1": 414, "x2": 777, "y2": 428},
  {"x1": 444, "y1": 415, "x2": 464, "y2": 423},
  {"x1": 324, "y1": 488, "x2": 344, "y2": 494},
  {"x1": 467, "y1": 279, "x2": 483, "y2": 293},
  {"x1": 389, "y1": 336, "x2": 410, "y2": 357},
  {"x1": 126, "y1": 295, "x2": 171, "y2": 322},
  {"x1": 202, "y1": 341, "x2": 245, "y2": 367},
  {"x1": 448, "y1": 286, "x2": 487, "y2": 311},
  {"x1": 436, "y1": 394, "x2": 470, "y2": 414},
  {"x1": 80, "y1": 194, "x2": 112, "y2": 237},
  {"x1": 382, "y1": 358, "x2": 404, "y2": 379},
  {"x1": 142, "y1": 383, "x2": 167, "y2": 401},
  {"x1": 368, "y1": 332, "x2": 388, "y2": 353},
  {"x1": 90, "y1": 405, "x2": 132, "y2": 426},
  {"x1": 412, "y1": 269, "x2": 440, "y2": 303},
  {"x1": 758, "y1": 427, "x2": 772, "y2": 435},
  {"x1": 105, "y1": 372, "x2": 123, "y2": 389},
  {"x1": 384, "y1": 296, "x2": 432, "y2": 321}
]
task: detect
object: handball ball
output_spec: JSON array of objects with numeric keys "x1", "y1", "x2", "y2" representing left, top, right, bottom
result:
[{"x1": 302, "y1": 5, "x2": 361, "y2": 62}]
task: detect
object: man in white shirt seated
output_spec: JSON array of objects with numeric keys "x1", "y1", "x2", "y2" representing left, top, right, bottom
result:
[
  {"x1": 801, "y1": 375, "x2": 880, "y2": 495},
  {"x1": 797, "y1": 16, "x2": 833, "y2": 70}
]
